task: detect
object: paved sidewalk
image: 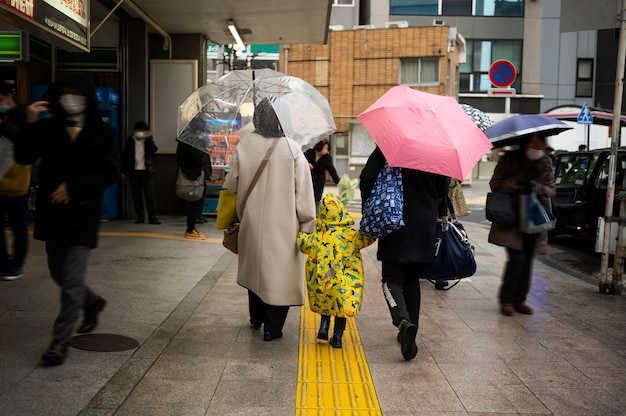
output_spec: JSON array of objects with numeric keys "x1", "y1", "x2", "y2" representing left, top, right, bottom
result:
[{"x1": 1, "y1": 179, "x2": 626, "y2": 415}]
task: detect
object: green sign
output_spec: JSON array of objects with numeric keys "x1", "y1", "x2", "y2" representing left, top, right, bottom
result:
[
  {"x1": 56, "y1": 46, "x2": 118, "y2": 70},
  {"x1": 0, "y1": 32, "x2": 21, "y2": 60}
]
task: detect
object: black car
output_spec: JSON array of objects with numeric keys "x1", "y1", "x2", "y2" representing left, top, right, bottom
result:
[{"x1": 551, "y1": 148, "x2": 626, "y2": 238}]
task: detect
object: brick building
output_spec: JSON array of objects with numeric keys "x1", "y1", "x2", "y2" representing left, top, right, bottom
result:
[{"x1": 279, "y1": 25, "x2": 464, "y2": 177}]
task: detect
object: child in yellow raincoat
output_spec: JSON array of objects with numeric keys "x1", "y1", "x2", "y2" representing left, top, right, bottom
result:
[{"x1": 297, "y1": 194, "x2": 375, "y2": 348}]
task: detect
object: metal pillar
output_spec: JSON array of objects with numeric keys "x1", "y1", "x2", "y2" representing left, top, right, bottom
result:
[{"x1": 599, "y1": 0, "x2": 626, "y2": 293}]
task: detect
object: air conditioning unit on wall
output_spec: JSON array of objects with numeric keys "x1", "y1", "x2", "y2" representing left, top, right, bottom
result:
[
  {"x1": 328, "y1": 25, "x2": 345, "y2": 31},
  {"x1": 385, "y1": 20, "x2": 409, "y2": 28},
  {"x1": 433, "y1": 19, "x2": 445, "y2": 26}
]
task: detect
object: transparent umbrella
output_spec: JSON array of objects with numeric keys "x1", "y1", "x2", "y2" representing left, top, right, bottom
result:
[{"x1": 177, "y1": 68, "x2": 336, "y2": 154}]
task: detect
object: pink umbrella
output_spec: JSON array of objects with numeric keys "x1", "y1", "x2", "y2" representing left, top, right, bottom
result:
[{"x1": 357, "y1": 85, "x2": 493, "y2": 181}]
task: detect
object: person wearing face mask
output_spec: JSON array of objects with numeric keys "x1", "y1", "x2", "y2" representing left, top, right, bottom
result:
[
  {"x1": 15, "y1": 74, "x2": 120, "y2": 365},
  {"x1": 0, "y1": 81, "x2": 31, "y2": 281},
  {"x1": 488, "y1": 133, "x2": 556, "y2": 317},
  {"x1": 121, "y1": 121, "x2": 160, "y2": 224}
]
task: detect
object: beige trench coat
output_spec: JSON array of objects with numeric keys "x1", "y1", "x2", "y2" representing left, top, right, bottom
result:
[
  {"x1": 488, "y1": 151, "x2": 556, "y2": 254},
  {"x1": 224, "y1": 132, "x2": 316, "y2": 306}
]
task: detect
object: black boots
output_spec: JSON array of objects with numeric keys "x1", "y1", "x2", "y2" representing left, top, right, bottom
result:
[
  {"x1": 317, "y1": 316, "x2": 346, "y2": 348},
  {"x1": 330, "y1": 329, "x2": 344, "y2": 348},
  {"x1": 317, "y1": 315, "x2": 330, "y2": 340}
]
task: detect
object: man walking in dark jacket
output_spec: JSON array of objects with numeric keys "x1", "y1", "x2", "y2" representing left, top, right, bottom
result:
[
  {"x1": 15, "y1": 74, "x2": 120, "y2": 365},
  {"x1": 121, "y1": 121, "x2": 160, "y2": 224}
]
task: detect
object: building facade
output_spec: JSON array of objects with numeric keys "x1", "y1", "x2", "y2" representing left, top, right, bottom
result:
[{"x1": 281, "y1": 25, "x2": 463, "y2": 177}]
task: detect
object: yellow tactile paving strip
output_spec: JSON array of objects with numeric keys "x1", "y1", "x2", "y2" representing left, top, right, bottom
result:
[{"x1": 296, "y1": 303, "x2": 382, "y2": 416}]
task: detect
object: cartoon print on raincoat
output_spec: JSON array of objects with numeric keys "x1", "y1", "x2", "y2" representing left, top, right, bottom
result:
[{"x1": 297, "y1": 194, "x2": 375, "y2": 318}]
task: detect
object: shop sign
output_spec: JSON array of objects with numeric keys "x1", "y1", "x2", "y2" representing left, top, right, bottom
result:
[{"x1": 0, "y1": 0, "x2": 90, "y2": 52}]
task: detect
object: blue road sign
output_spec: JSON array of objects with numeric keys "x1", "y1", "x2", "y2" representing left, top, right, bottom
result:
[{"x1": 578, "y1": 103, "x2": 593, "y2": 124}]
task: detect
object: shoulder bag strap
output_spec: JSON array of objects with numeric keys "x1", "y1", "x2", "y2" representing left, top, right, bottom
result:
[{"x1": 240, "y1": 138, "x2": 280, "y2": 215}]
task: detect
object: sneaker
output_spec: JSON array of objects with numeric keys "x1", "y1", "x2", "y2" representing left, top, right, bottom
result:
[
  {"x1": 0, "y1": 265, "x2": 24, "y2": 281},
  {"x1": 184, "y1": 229, "x2": 206, "y2": 240}
]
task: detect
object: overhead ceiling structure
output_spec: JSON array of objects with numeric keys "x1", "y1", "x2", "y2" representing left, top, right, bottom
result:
[{"x1": 115, "y1": 0, "x2": 332, "y2": 46}]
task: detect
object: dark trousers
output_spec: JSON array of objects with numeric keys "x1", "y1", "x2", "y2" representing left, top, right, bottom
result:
[
  {"x1": 500, "y1": 234, "x2": 536, "y2": 304},
  {"x1": 185, "y1": 188, "x2": 206, "y2": 232},
  {"x1": 46, "y1": 243, "x2": 98, "y2": 343},
  {"x1": 0, "y1": 193, "x2": 29, "y2": 268},
  {"x1": 129, "y1": 170, "x2": 157, "y2": 221},
  {"x1": 248, "y1": 290, "x2": 289, "y2": 336},
  {"x1": 381, "y1": 261, "x2": 427, "y2": 329}
]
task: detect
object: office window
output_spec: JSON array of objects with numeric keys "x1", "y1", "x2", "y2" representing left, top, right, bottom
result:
[
  {"x1": 459, "y1": 39, "x2": 522, "y2": 92},
  {"x1": 390, "y1": 0, "x2": 523, "y2": 16},
  {"x1": 576, "y1": 58, "x2": 593, "y2": 97},
  {"x1": 442, "y1": 0, "x2": 472, "y2": 16},
  {"x1": 400, "y1": 58, "x2": 439, "y2": 85},
  {"x1": 333, "y1": 0, "x2": 354, "y2": 5}
]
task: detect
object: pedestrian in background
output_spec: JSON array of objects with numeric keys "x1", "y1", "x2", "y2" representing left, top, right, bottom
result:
[
  {"x1": 176, "y1": 118, "x2": 211, "y2": 239},
  {"x1": 15, "y1": 74, "x2": 120, "y2": 365},
  {"x1": 360, "y1": 146, "x2": 448, "y2": 361},
  {"x1": 297, "y1": 193, "x2": 374, "y2": 348},
  {"x1": 224, "y1": 99, "x2": 316, "y2": 342},
  {"x1": 121, "y1": 121, "x2": 160, "y2": 224},
  {"x1": 0, "y1": 81, "x2": 30, "y2": 281},
  {"x1": 488, "y1": 133, "x2": 555, "y2": 316},
  {"x1": 304, "y1": 139, "x2": 340, "y2": 210}
]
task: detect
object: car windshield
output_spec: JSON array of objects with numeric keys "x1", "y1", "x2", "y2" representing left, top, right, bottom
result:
[{"x1": 553, "y1": 153, "x2": 596, "y2": 187}]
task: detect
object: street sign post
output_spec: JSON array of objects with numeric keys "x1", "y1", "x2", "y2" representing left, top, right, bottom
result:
[{"x1": 488, "y1": 60, "x2": 517, "y2": 114}]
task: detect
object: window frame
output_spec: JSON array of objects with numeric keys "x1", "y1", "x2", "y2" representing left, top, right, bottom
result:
[
  {"x1": 399, "y1": 57, "x2": 440, "y2": 86},
  {"x1": 389, "y1": 0, "x2": 524, "y2": 17},
  {"x1": 575, "y1": 58, "x2": 594, "y2": 98},
  {"x1": 332, "y1": 0, "x2": 355, "y2": 6}
]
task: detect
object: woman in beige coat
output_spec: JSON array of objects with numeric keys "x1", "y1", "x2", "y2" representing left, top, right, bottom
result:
[
  {"x1": 488, "y1": 133, "x2": 555, "y2": 317},
  {"x1": 224, "y1": 99, "x2": 316, "y2": 341}
]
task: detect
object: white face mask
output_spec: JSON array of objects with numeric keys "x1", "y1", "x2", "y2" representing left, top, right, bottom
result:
[
  {"x1": 134, "y1": 132, "x2": 146, "y2": 139},
  {"x1": 60, "y1": 94, "x2": 87, "y2": 114},
  {"x1": 0, "y1": 101, "x2": 12, "y2": 113},
  {"x1": 526, "y1": 148, "x2": 545, "y2": 161}
]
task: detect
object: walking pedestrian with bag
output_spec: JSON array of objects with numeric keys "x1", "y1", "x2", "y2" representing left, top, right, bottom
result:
[
  {"x1": 224, "y1": 98, "x2": 316, "y2": 341},
  {"x1": 488, "y1": 133, "x2": 555, "y2": 316},
  {"x1": 360, "y1": 147, "x2": 448, "y2": 361}
]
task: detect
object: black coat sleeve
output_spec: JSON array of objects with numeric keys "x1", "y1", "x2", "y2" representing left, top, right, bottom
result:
[{"x1": 359, "y1": 147, "x2": 386, "y2": 205}]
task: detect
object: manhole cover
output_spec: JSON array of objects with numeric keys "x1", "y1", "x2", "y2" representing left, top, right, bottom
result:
[{"x1": 69, "y1": 333, "x2": 140, "y2": 352}]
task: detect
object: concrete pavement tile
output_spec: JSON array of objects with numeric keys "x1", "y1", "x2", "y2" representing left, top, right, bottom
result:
[
  {"x1": 204, "y1": 405, "x2": 295, "y2": 415},
  {"x1": 373, "y1": 376, "x2": 465, "y2": 413},
  {"x1": 209, "y1": 379, "x2": 296, "y2": 408},
  {"x1": 531, "y1": 387, "x2": 624, "y2": 415},
  {"x1": 508, "y1": 360, "x2": 597, "y2": 389},
  {"x1": 452, "y1": 385, "x2": 550, "y2": 414},
  {"x1": 221, "y1": 357, "x2": 298, "y2": 381},
  {"x1": 438, "y1": 362, "x2": 525, "y2": 388},
  {"x1": 144, "y1": 354, "x2": 226, "y2": 380},
  {"x1": 122, "y1": 377, "x2": 216, "y2": 407},
  {"x1": 161, "y1": 338, "x2": 235, "y2": 358},
  {"x1": 85, "y1": 357, "x2": 154, "y2": 409},
  {"x1": 113, "y1": 405, "x2": 208, "y2": 416},
  {"x1": 576, "y1": 365, "x2": 626, "y2": 390}
]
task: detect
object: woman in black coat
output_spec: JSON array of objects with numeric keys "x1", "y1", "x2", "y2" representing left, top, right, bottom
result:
[
  {"x1": 360, "y1": 146, "x2": 448, "y2": 361},
  {"x1": 304, "y1": 139, "x2": 340, "y2": 208},
  {"x1": 176, "y1": 139, "x2": 211, "y2": 239}
]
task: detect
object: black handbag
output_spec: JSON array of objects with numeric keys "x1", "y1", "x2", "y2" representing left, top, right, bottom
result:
[
  {"x1": 423, "y1": 218, "x2": 476, "y2": 284},
  {"x1": 421, "y1": 195, "x2": 476, "y2": 290},
  {"x1": 485, "y1": 192, "x2": 518, "y2": 226}
]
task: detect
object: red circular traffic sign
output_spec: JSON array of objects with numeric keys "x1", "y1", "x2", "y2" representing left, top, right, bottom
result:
[{"x1": 489, "y1": 60, "x2": 516, "y2": 88}]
